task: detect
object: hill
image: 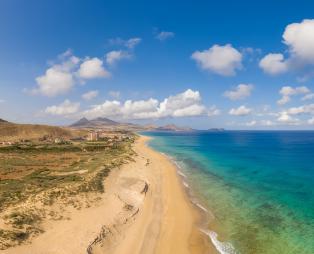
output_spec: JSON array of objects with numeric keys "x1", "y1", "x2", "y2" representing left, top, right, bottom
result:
[
  {"x1": 0, "y1": 118, "x2": 8, "y2": 124},
  {"x1": 70, "y1": 117, "x2": 119, "y2": 128},
  {"x1": 0, "y1": 121, "x2": 85, "y2": 141},
  {"x1": 154, "y1": 124, "x2": 193, "y2": 132},
  {"x1": 70, "y1": 117, "x2": 192, "y2": 131},
  {"x1": 70, "y1": 117, "x2": 142, "y2": 131},
  {"x1": 70, "y1": 117, "x2": 91, "y2": 127},
  {"x1": 90, "y1": 117, "x2": 119, "y2": 126},
  {"x1": 208, "y1": 128, "x2": 225, "y2": 132},
  {"x1": 70, "y1": 117, "x2": 194, "y2": 132}
]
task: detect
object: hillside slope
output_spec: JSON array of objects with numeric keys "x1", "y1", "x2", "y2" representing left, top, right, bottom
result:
[{"x1": 0, "y1": 120, "x2": 83, "y2": 141}]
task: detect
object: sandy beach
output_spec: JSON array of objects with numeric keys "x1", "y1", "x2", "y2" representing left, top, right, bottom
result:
[{"x1": 3, "y1": 135, "x2": 213, "y2": 254}]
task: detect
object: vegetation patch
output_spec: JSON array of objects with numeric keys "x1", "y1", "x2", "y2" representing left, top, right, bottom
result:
[
  {"x1": 0, "y1": 133, "x2": 136, "y2": 249},
  {"x1": 5, "y1": 211, "x2": 42, "y2": 229}
]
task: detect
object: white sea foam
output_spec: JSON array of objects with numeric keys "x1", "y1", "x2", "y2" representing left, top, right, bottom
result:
[
  {"x1": 173, "y1": 160, "x2": 183, "y2": 170},
  {"x1": 161, "y1": 152, "x2": 182, "y2": 169},
  {"x1": 160, "y1": 149, "x2": 234, "y2": 253},
  {"x1": 183, "y1": 181, "x2": 189, "y2": 188},
  {"x1": 201, "y1": 229, "x2": 238, "y2": 254},
  {"x1": 165, "y1": 155, "x2": 188, "y2": 178},
  {"x1": 151, "y1": 140, "x2": 238, "y2": 254},
  {"x1": 195, "y1": 202, "x2": 208, "y2": 213},
  {"x1": 177, "y1": 170, "x2": 187, "y2": 178}
]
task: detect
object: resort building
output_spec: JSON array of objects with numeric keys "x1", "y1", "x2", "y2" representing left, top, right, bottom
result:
[{"x1": 88, "y1": 132, "x2": 99, "y2": 141}]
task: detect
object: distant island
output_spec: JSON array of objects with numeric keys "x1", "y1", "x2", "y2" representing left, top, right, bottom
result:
[{"x1": 207, "y1": 128, "x2": 225, "y2": 132}]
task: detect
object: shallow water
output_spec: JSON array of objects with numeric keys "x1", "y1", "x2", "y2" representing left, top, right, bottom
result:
[{"x1": 144, "y1": 131, "x2": 314, "y2": 254}]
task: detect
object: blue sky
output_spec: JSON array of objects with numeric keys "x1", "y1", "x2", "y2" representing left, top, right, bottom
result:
[{"x1": 1, "y1": 0, "x2": 314, "y2": 129}]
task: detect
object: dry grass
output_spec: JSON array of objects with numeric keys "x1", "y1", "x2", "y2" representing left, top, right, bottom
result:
[
  {"x1": 0, "y1": 134, "x2": 137, "y2": 249},
  {"x1": 0, "y1": 122, "x2": 86, "y2": 142}
]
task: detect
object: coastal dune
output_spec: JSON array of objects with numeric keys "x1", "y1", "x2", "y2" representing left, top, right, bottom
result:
[{"x1": 3, "y1": 135, "x2": 213, "y2": 254}]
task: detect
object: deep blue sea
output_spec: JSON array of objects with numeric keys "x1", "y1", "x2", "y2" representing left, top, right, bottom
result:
[{"x1": 144, "y1": 131, "x2": 314, "y2": 254}]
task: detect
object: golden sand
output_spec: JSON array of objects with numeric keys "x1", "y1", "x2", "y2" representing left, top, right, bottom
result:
[{"x1": 3, "y1": 135, "x2": 214, "y2": 254}]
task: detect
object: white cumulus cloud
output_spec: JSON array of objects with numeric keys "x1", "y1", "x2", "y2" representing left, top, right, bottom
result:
[
  {"x1": 122, "y1": 98, "x2": 160, "y2": 119},
  {"x1": 34, "y1": 53, "x2": 80, "y2": 97},
  {"x1": 229, "y1": 105, "x2": 252, "y2": 116},
  {"x1": 302, "y1": 93, "x2": 314, "y2": 101},
  {"x1": 283, "y1": 19, "x2": 314, "y2": 63},
  {"x1": 286, "y1": 104, "x2": 314, "y2": 115},
  {"x1": 44, "y1": 100, "x2": 80, "y2": 116},
  {"x1": 108, "y1": 37, "x2": 142, "y2": 49},
  {"x1": 277, "y1": 112, "x2": 300, "y2": 125},
  {"x1": 78, "y1": 58, "x2": 110, "y2": 79},
  {"x1": 172, "y1": 104, "x2": 206, "y2": 117},
  {"x1": 83, "y1": 89, "x2": 217, "y2": 120},
  {"x1": 35, "y1": 68, "x2": 74, "y2": 97},
  {"x1": 259, "y1": 53, "x2": 289, "y2": 75},
  {"x1": 223, "y1": 84, "x2": 253, "y2": 100},
  {"x1": 33, "y1": 51, "x2": 115, "y2": 97},
  {"x1": 191, "y1": 44, "x2": 242, "y2": 76},
  {"x1": 82, "y1": 90, "x2": 99, "y2": 101},
  {"x1": 277, "y1": 86, "x2": 310, "y2": 105},
  {"x1": 105, "y1": 50, "x2": 131, "y2": 66},
  {"x1": 157, "y1": 89, "x2": 205, "y2": 117},
  {"x1": 207, "y1": 106, "x2": 221, "y2": 116},
  {"x1": 308, "y1": 117, "x2": 314, "y2": 125},
  {"x1": 245, "y1": 120, "x2": 257, "y2": 126},
  {"x1": 260, "y1": 120, "x2": 276, "y2": 126},
  {"x1": 260, "y1": 19, "x2": 314, "y2": 75},
  {"x1": 84, "y1": 100, "x2": 121, "y2": 119},
  {"x1": 245, "y1": 120, "x2": 276, "y2": 127},
  {"x1": 125, "y1": 38, "x2": 142, "y2": 49}
]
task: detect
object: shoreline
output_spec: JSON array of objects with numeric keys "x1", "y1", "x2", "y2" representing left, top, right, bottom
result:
[
  {"x1": 151, "y1": 142, "x2": 220, "y2": 254},
  {"x1": 109, "y1": 135, "x2": 214, "y2": 254},
  {"x1": 143, "y1": 136, "x2": 215, "y2": 254},
  {"x1": 146, "y1": 136, "x2": 236, "y2": 254},
  {"x1": 2, "y1": 135, "x2": 214, "y2": 254}
]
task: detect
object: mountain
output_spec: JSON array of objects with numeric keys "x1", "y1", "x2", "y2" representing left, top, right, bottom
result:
[
  {"x1": 70, "y1": 118, "x2": 193, "y2": 132},
  {"x1": 70, "y1": 117, "x2": 119, "y2": 128},
  {"x1": 70, "y1": 117, "x2": 91, "y2": 127},
  {"x1": 154, "y1": 124, "x2": 193, "y2": 132},
  {"x1": 0, "y1": 118, "x2": 8, "y2": 124},
  {"x1": 143, "y1": 124, "x2": 158, "y2": 129},
  {"x1": 70, "y1": 117, "x2": 141, "y2": 130},
  {"x1": 90, "y1": 117, "x2": 119, "y2": 126}
]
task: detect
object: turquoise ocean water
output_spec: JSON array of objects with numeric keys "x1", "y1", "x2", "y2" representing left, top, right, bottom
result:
[{"x1": 144, "y1": 131, "x2": 314, "y2": 254}]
